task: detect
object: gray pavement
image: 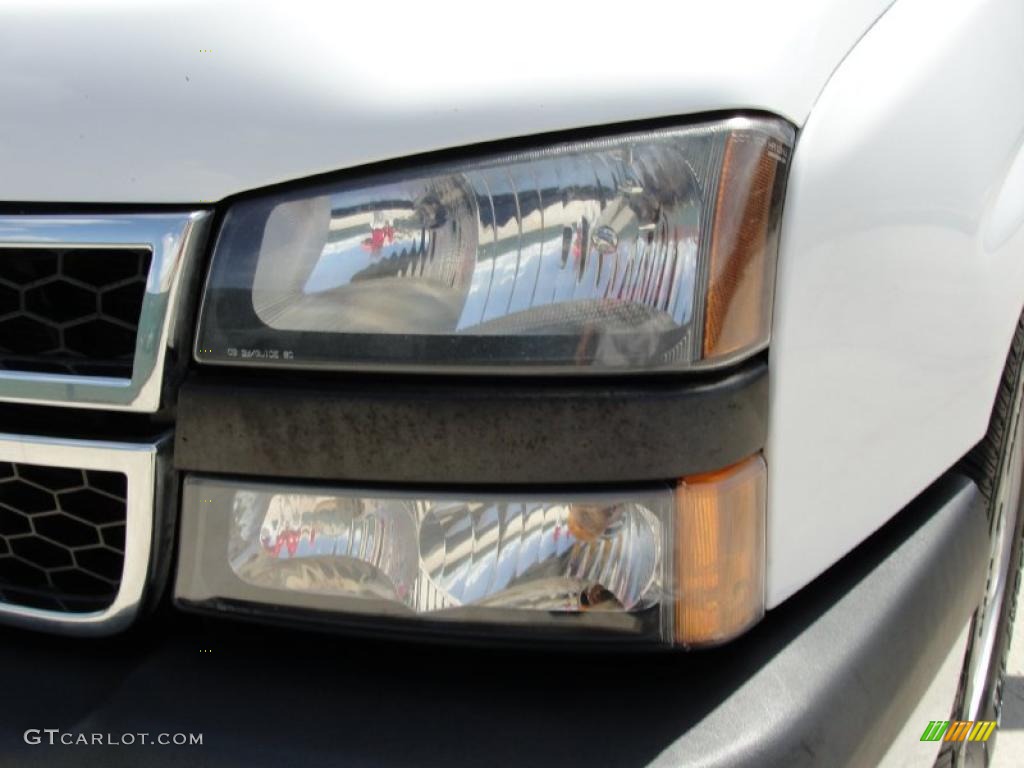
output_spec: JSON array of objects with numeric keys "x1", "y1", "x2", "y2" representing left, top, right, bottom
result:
[{"x1": 993, "y1": 607, "x2": 1024, "y2": 766}]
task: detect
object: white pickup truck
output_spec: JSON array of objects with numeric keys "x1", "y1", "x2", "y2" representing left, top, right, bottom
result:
[{"x1": 0, "y1": 1, "x2": 1022, "y2": 766}]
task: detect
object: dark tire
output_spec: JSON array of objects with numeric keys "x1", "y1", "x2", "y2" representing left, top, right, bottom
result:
[{"x1": 949, "y1": 310, "x2": 1024, "y2": 767}]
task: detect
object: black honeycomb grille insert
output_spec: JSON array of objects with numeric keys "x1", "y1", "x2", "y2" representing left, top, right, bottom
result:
[
  {"x1": 0, "y1": 462, "x2": 127, "y2": 612},
  {"x1": 0, "y1": 247, "x2": 151, "y2": 377}
]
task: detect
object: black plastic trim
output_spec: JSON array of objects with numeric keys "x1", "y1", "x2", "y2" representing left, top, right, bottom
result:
[
  {"x1": 0, "y1": 471, "x2": 987, "y2": 768},
  {"x1": 650, "y1": 473, "x2": 987, "y2": 766},
  {"x1": 173, "y1": 357, "x2": 767, "y2": 485}
]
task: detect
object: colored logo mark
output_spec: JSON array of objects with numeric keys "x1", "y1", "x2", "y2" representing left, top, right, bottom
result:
[{"x1": 920, "y1": 720, "x2": 997, "y2": 742}]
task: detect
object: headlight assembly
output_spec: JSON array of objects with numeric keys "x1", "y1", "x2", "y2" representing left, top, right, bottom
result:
[
  {"x1": 195, "y1": 117, "x2": 793, "y2": 373},
  {"x1": 181, "y1": 116, "x2": 785, "y2": 648}
]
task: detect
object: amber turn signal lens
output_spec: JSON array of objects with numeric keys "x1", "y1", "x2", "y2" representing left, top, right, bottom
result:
[
  {"x1": 703, "y1": 132, "x2": 786, "y2": 360},
  {"x1": 674, "y1": 454, "x2": 766, "y2": 647}
]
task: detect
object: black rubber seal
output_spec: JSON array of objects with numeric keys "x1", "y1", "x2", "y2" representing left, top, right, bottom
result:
[{"x1": 173, "y1": 357, "x2": 767, "y2": 485}]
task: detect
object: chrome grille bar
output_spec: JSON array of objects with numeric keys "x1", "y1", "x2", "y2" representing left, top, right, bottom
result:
[{"x1": 0, "y1": 212, "x2": 210, "y2": 411}]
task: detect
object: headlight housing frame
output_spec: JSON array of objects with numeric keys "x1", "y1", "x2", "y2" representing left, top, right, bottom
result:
[{"x1": 193, "y1": 115, "x2": 794, "y2": 375}]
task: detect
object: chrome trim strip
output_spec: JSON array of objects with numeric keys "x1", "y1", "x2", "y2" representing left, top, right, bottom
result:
[
  {"x1": 0, "y1": 212, "x2": 211, "y2": 411},
  {"x1": 0, "y1": 432, "x2": 172, "y2": 635}
]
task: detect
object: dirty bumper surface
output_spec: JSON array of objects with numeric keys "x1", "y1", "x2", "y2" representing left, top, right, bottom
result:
[{"x1": 0, "y1": 474, "x2": 986, "y2": 768}]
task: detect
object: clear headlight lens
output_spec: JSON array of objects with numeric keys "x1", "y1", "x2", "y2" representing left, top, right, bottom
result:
[
  {"x1": 195, "y1": 117, "x2": 792, "y2": 373},
  {"x1": 175, "y1": 455, "x2": 766, "y2": 647}
]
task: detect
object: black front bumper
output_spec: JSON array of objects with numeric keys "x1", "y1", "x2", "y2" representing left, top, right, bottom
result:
[{"x1": 0, "y1": 472, "x2": 987, "y2": 767}]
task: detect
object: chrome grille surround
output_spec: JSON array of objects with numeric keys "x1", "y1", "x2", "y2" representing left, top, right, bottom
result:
[
  {"x1": 0, "y1": 432, "x2": 172, "y2": 635},
  {"x1": 0, "y1": 212, "x2": 210, "y2": 411}
]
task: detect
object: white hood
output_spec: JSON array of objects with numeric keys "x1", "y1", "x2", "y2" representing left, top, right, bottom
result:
[{"x1": 0, "y1": 0, "x2": 893, "y2": 202}]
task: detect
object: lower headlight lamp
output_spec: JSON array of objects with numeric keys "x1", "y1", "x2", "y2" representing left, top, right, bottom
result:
[{"x1": 175, "y1": 455, "x2": 766, "y2": 648}]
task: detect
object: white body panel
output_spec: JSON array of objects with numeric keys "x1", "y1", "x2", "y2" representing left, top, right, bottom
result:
[
  {"x1": 0, "y1": 0, "x2": 893, "y2": 203},
  {"x1": 766, "y1": 0, "x2": 1024, "y2": 605},
  {"x1": 2, "y1": 0, "x2": 1023, "y2": 610}
]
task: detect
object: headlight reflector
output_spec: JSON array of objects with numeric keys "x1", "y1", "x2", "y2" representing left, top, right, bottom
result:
[{"x1": 195, "y1": 117, "x2": 792, "y2": 373}]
